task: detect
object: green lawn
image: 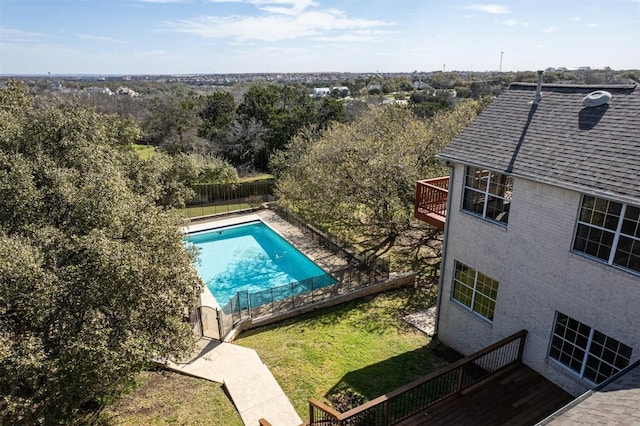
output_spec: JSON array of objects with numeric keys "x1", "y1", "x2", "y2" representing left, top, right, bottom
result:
[
  {"x1": 104, "y1": 287, "x2": 443, "y2": 424},
  {"x1": 235, "y1": 287, "x2": 446, "y2": 417},
  {"x1": 179, "y1": 202, "x2": 255, "y2": 219},
  {"x1": 101, "y1": 370, "x2": 243, "y2": 426},
  {"x1": 132, "y1": 143, "x2": 156, "y2": 160},
  {"x1": 238, "y1": 173, "x2": 274, "y2": 182}
]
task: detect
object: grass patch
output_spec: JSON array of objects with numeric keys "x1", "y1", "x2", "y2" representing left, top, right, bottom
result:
[
  {"x1": 238, "y1": 173, "x2": 274, "y2": 183},
  {"x1": 132, "y1": 143, "x2": 156, "y2": 160},
  {"x1": 235, "y1": 287, "x2": 446, "y2": 417},
  {"x1": 101, "y1": 370, "x2": 243, "y2": 426},
  {"x1": 179, "y1": 202, "x2": 255, "y2": 219},
  {"x1": 102, "y1": 287, "x2": 443, "y2": 424}
]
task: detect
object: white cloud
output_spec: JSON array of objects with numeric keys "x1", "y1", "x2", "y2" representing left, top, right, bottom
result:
[
  {"x1": 138, "y1": 50, "x2": 176, "y2": 57},
  {"x1": 541, "y1": 27, "x2": 556, "y2": 34},
  {"x1": 312, "y1": 29, "x2": 394, "y2": 43},
  {"x1": 584, "y1": 23, "x2": 599, "y2": 28},
  {"x1": 208, "y1": 0, "x2": 318, "y2": 15},
  {"x1": 502, "y1": 19, "x2": 517, "y2": 26},
  {"x1": 0, "y1": 28, "x2": 48, "y2": 44},
  {"x1": 163, "y1": 6, "x2": 394, "y2": 42},
  {"x1": 137, "y1": 0, "x2": 191, "y2": 3},
  {"x1": 568, "y1": 16, "x2": 582, "y2": 22},
  {"x1": 78, "y1": 34, "x2": 126, "y2": 44},
  {"x1": 464, "y1": 4, "x2": 510, "y2": 14}
]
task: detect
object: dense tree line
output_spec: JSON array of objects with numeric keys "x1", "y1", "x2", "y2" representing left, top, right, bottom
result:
[
  {"x1": 43, "y1": 67, "x2": 623, "y2": 178},
  {"x1": 69, "y1": 78, "x2": 479, "y2": 174},
  {"x1": 81, "y1": 83, "x2": 348, "y2": 173}
]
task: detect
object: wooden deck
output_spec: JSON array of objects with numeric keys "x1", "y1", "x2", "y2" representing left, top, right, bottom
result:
[
  {"x1": 415, "y1": 209, "x2": 446, "y2": 230},
  {"x1": 415, "y1": 177, "x2": 449, "y2": 230},
  {"x1": 396, "y1": 363, "x2": 573, "y2": 426}
]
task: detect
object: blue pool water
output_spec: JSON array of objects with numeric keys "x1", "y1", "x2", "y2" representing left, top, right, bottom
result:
[{"x1": 185, "y1": 221, "x2": 334, "y2": 308}]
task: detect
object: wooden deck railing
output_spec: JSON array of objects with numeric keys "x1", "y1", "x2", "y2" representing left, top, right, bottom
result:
[
  {"x1": 414, "y1": 177, "x2": 449, "y2": 229},
  {"x1": 309, "y1": 330, "x2": 528, "y2": 426}
]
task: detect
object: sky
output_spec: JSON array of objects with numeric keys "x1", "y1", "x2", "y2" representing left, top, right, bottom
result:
[{"x1": 1, "y1": 0, "x2": 639, "y2": 75}]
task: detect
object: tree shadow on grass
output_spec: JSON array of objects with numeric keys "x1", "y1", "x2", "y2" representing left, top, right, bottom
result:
[{"x1": 324, "y1": 339, "x2": 463, "y2": 410}]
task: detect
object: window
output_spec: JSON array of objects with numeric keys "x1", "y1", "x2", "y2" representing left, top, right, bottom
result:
[
  {"x1": 462, "y1": 166, "x2": 513, "y2": 225},
  {"x1": 549, "y1": 312, "x2": 632, "y2": 384},
  {"x1": 452, "y1": 261, "x2": 499, "y2": 321},
  {"x1": 573, "y1": 195, "x2": 640, "y2": 274}
]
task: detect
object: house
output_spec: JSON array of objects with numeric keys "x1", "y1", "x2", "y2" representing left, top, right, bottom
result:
[
  {"x1": 415, "y1": 72, "x2": 640, "y2": 397},
  {"x1": 116, "y1": 86, "x2": 139, "y2": 97},
  {"x1": 312, "y1": 87, "x2": 331, "y2": 98},
  {"x1": 366, "y1": 83, "x2": 382, "y2": 93},
  {"x1": 382, "y1": 99, "x2": 408, "y2": 106},
  {"x1": 83, "y1": 86, "x2": 113, "y2": 96}
]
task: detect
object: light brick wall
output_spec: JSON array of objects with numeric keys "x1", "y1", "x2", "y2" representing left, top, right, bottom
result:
[{"x1": 437, "y1": 162, "x2": 640, "y2": 396}]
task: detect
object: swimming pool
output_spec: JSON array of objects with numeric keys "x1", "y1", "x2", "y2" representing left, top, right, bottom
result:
[{"x1": 185, "y1": 220, "x2": 335, "y2": 309}]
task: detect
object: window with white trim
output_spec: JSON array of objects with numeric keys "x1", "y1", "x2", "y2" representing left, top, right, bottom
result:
[
  {"x1": 462, "y1": 166, "x2": 513, "y2": 225},
  {"x1": 549, "y1": 312, "x2": 632, "y2": 384},
  {"x1": 452, "y1": 261, "x2": 499, "y2": 321},
  {"x1": 573, "y1": 195, "x2": 640, "y2": 274}
]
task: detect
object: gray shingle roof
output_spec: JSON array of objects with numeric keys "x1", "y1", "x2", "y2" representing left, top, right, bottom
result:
[
  {"x1": 439, "y1": 83, "x2": 640, "y2": 203},
  {"x1": 540, "y1": 360, "x2": 640, "y2": 425}
]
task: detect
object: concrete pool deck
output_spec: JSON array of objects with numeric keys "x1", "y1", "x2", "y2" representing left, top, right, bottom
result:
[
  {"x1": 185, "y1": 209, "x2": 349, "y2": 273},
  {"x1": 173, "y1": 209, "x2": 349, "y2": 426}
]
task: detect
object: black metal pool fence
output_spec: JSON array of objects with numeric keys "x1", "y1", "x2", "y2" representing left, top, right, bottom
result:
[
  {"x1": 208, "y1": 205, "x2": 391, "y2": 338},
  {"x1": 218, "y1": 258, "x2": 389, "y2": 329},
  {"x1": 219, "y1": 273, "x2": 336, "y2": 315}
]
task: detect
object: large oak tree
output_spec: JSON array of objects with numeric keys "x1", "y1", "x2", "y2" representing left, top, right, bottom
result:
[
  {"x1": 0, "y1": 83, "x2": 204, "y2": 423},
  {"x1": 273, "y1": 101, "x2": 482, "y2": 258}
]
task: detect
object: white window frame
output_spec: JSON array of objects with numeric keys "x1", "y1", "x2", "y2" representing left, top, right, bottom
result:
[
  {"x1": 451, "y1": 261, "x2": 499, "y2": 321},
  {"x1": 461, "y1": 166, "x2": 513, "y2": 226},
  {"x1": 573, "y1": 195, "x2": 640, "y2": 274},
  {"x1": 548, "y1": 312, "x2": 632, "y2": 384}
]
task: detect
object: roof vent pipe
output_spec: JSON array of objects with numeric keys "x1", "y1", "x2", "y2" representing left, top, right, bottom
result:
[{"x1": 533, "y1": 70, "x2": 543, "y2": 104}]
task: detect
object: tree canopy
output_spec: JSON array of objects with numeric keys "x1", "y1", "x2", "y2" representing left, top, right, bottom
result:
[
  {"x1": 273, "y1": 101, "x2": 482, "y2": 256},
  {"x1": 0, "y1": 82, "x2": 204, "y2": 423},
  {"x1": 237, "y1": 84, "x2": 344, "y2": 169}
]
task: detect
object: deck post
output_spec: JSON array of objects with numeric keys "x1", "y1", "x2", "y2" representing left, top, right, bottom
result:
[
  {"x1": 383, "y1": 399, "x2": 390, "y2": 425},
  {"x1": 457, "y1": 364, "x2": 465, "y2": 394},
  {"x1": 517, "y1": 330, "x2": 527, "y2": 361}
]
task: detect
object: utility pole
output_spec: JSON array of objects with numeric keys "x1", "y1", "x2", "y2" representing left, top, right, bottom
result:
[{"x1": 499, "y1": 52, "x2": 504, "y2": 72}]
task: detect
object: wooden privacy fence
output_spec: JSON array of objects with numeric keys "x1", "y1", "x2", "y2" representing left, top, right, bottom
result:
[{"x1": 309, "y1": 330, "x2": 528, "y2": 426}]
